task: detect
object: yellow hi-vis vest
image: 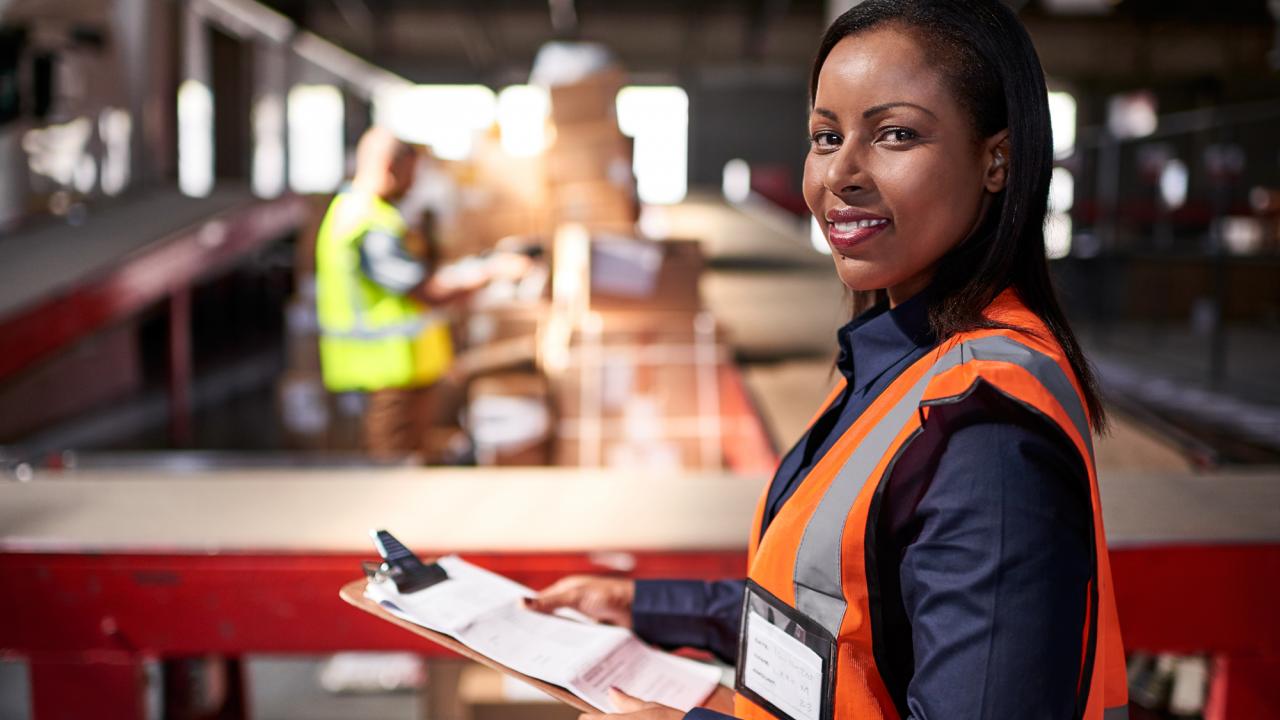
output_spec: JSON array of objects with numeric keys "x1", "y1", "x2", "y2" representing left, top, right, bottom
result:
[{"x1": 315, "y1": 190, "x2": 453, "y2": 391}]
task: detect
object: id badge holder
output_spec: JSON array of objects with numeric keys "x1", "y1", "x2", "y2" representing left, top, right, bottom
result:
[{"x1": 735, "y1": 579, "x2": 838, "y2": 720}]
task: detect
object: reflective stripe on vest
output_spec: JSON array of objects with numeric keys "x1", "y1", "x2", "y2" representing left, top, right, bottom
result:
[
  {"x1": 738, "y1": 291, "x2": 1127, "y2": 720},
  {"x1": 793, "y1": 334, "x2": 1091, "y2": 634}
]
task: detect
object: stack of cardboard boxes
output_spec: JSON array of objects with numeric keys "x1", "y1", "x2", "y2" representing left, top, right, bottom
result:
[
  {"x1": 542, "y1": 229, "x2": 727, "y2": 470},
  {"x1": 545, "y1": 68, "x2": 638, "y2": 235},
  {"x1": 440, "y1": 133, "x2": 552, "y2": 260}
]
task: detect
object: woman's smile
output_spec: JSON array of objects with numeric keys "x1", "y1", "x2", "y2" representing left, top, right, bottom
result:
[{"x1": 824, "y1": 207, "x2": 892, "y2": 253}]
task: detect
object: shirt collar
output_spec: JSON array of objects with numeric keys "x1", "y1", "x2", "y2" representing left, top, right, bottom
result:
[{"x1": 835, "y1": 287, "x2": 937, "y2": 391}]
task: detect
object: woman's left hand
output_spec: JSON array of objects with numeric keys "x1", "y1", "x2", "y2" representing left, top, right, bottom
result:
[{"x1": 579, "y1": 688, "x2": 685, "y2": 720}]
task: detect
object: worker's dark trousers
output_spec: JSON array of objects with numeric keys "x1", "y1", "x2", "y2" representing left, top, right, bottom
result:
[{"x1": 363, "y1": 384, "x2": 437, "y2": 461}]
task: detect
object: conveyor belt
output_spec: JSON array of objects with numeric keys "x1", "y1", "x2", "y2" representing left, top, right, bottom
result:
[
  {"x1": 0, "y1": 188, "x2": 306, "y2": 381},
  {"x1": 1, "y1": 467, "x2": 1275, "y2": 553},
  {"x1": 0, "y1": 188, "x2": 246, "y2": 318},
  {"x1": 0, "y1": 469, "x2": 770, "y2": 553}
]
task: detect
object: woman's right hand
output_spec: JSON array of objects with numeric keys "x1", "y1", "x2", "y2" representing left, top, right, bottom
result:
[{"x1": 527, "y1": 575, "x2": 636, "y2": 628}]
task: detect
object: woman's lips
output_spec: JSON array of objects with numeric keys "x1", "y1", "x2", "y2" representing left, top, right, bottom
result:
[{"x1": 826, "y1": 217, "x2": 890, "y2": 251}]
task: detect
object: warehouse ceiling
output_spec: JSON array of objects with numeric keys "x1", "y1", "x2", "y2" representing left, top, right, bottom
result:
[{"x1": 249, "y1": 0, "x2": 1276, "y2": 91}]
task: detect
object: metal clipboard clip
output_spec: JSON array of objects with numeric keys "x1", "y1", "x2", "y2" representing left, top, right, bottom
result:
[{"x1": 363, "y1": 529, "x2": 450, "y2": 594}]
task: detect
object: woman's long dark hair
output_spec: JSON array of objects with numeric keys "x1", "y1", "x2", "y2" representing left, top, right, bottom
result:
[{"x1": 812, "y1": 0, "x2": 1106, "y2": 431}]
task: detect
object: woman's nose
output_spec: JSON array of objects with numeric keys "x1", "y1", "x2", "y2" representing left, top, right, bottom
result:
[{"x1": 824, "y1": 146, "x2": 868, "y2": 196}]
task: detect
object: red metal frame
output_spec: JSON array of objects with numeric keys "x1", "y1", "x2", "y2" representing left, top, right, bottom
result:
[
  {"x1": 2, "y1": 542, "x2": 1278, "y2": 719},
  {"x1": 0, "y1": 551, "x2": 746, "y2": 657}
]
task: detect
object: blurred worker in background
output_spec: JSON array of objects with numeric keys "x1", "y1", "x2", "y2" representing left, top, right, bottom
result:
[{"x1": 315, "y1": 126, "x2": 527, "y2": 459}]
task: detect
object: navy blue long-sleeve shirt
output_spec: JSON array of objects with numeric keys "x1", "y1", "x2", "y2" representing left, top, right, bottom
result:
[{"x1": 632, "y1": 291, "x2": 1092, "y2": 720}]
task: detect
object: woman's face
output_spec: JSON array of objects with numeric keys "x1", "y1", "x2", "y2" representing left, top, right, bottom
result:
[{"x1": 804, "y1": 25, "x2": 1008, "y2": 305}]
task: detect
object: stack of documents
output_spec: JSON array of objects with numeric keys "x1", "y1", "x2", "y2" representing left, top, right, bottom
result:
[{"x1": 364, "y1": 555, "x2": 722, "y2": 712}]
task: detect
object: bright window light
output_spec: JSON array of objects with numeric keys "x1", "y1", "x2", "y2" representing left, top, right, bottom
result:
[
  {"x1": 1045, "y1": 213, "x2": 1072, "y2": 260},
  {"x1": 288, "y1": 84, "x2": 344, "y2": 193},
  {"x1": 617, "y1": 86, "x2": 688, "y2": 205},
  {"x1": 99, "y1": 108, "x2": 131, "y2": 196},
  {"x1": 498, "y1": 85, "x2": 550, "y2": 157},
  {"x1": 722, "y1": 159, "x2": 751, "y2": 204},
  {"x1": 73, "y1": 154, "x2": 97, "y2": 194},
  {"x1": 1047, "y1": 90, "x2": 1076, "y2": 160},
  {"x1": 1108, "y1": 91, "x2": 1158, "y2": 140},
  {"x1": 178, "y1": 79, "x2": 214, "y2": 197},
  {"x1": 810, "y1": 216, "x2": 830, "y2": 255},
  {"x1": 252, "y1": 94, "x2": 286, "y2": 198},
  {"x1": 1160, "y1": 158, "x2": 1189, "y2": 210},
  {"x1": 374, "y1": 85, "x2": 496, "y2": 161},
  {"x1": 1048, "y1": 167, "x2": 1074, "y2": 214}
]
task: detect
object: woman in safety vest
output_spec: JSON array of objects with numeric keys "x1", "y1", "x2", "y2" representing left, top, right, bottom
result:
[{"x1": 531, "y1": 1, "x2": 1127, "y2": 719}]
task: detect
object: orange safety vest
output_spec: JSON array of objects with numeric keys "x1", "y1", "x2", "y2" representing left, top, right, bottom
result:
[{"x1": 733, "y1": 289, "x2": 1127, "y2": 720}]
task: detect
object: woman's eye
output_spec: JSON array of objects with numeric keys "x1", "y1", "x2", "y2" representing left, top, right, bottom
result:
[
  {"x1": 810, "y1": 130, "x2": 841, "y2": 150},
  {"x1": 876, "y1": 127, "x2": 918, "y2": 144}
]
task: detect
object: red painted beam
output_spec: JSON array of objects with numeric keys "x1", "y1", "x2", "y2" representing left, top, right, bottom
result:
[
  {"x1": 0, "y1": 195, "x2": 307, "y2": 382},
  {"x1": 1110, "y1": 544, "x2": 1280, "y2": 656},
  {"x1": 4, "y1": 543, "x2": 1276, "y2": 658},
  {"x1": 0, "y1": 550, "x2": 747, "y2": 656}
]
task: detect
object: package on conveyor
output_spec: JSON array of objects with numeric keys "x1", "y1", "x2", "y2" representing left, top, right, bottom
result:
[
  {"x1": 542, "y1": 225, "x2": 724, "y2": 470},
  {"x1": 588, "y1": 235, "x2": 704, "y2": 313},
  {"x1": 465, "y1": 372, "x2": 554, "y2": 466},
  {"x1": 450, "y1": 246, "x2": 552, "y2": 378},
  {"x1": 551, "y1": 308, "x2": 727, "y2": 471}
]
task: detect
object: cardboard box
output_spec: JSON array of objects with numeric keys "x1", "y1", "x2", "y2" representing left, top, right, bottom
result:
[
  {"x1": 589, "y1": 238, "x2": 705, "y2": 313},
  {"x1": 467, "y1": 372, "x2": 553, "y2": 466},
  {"x1": 465, "y1": 303, "x2": 548, "y2": 348},
  {"x1": 546, "y1": 122, "x2": 633, "y2": 186},
  {"x1": 550, "y1": 310, "x2": 725, "y2": 470},
  {"x1": 471, "y1": 134, "x2": 550, "y2": 208},
  {"x1": 549, "y1": 68, "x2": 626, "y2": 127},
  {"x1": 444, "y1": 204, "x2": 550, "y2": 259},
  {"x1": 551, "y1": 181, "x2": 637, "y2": 232}
]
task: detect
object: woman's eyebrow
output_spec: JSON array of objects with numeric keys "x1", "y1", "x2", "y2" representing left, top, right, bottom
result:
[
  {"x1": 812, "y1": 107, "x2": 840, "y2": 122},
  {"x1": 862, "y1": 101, "x2": 938, "y2": 119}
]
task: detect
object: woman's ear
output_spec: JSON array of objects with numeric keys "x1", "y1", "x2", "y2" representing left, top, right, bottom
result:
[{"x1": 983, "y1": 130, "x2": 1011, "y2": 193}]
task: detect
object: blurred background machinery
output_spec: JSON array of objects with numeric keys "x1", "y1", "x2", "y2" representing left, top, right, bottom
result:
[{"x1": 0, "y1": 0, "x2": 1278, "y2": 719}]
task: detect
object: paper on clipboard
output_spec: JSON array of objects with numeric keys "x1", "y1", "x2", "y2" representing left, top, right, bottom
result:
[{"x1": 363, "y1": 555, "x2": 722, "y2": 713}]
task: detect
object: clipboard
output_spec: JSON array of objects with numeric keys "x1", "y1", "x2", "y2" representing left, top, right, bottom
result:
[
  {"x1": 338, "y1": 578, "x2": 594, "y2": 712},
  {"x1": 340, "y1": 531, "x2": 596, "y2": 711}
]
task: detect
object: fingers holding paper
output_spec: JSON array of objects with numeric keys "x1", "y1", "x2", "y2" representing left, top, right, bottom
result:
[
  {"x1": 528, "y1": 575, "x2": 636, "y2": 629},
  {"x1": 579, "y1": 687, "x2": 686, "y2": 720}
]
